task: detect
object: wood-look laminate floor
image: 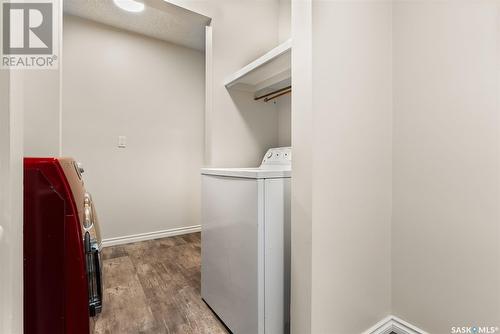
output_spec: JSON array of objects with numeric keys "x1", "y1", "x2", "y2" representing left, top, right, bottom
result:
[{"x1": 95, "y1": 233, "x2": 229, "y2": 334}]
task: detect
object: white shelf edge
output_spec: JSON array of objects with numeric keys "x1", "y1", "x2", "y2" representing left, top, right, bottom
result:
[{"x1": 224, "y1": 38, "x2": 292, "y2": 88}]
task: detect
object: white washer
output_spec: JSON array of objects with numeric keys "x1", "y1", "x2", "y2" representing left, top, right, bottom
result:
[{"x1": 201, "y1": 147, "x2": 291, "y2": 334}]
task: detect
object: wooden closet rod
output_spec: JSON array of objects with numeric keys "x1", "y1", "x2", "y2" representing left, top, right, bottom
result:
[
  {"x1": 254, "y1": 85, "x2": 292, "y2": 101},
  {"x1": 264, "y1": 89, "x2": 291, "y2": 102}
]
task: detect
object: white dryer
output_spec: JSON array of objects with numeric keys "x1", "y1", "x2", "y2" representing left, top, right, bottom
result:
[{"x1": 201, "y1": 147, "x2": 291, "y2": 334}]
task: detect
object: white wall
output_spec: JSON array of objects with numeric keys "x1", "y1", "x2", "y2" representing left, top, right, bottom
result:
[
  {"x1": 311, "y1": 2, "x2": 393, "y2": 332},
  {"x1": 293, "y1": 2, "x2": 500, "y2": 333},
  {"x1": 0, "y1": 68, "x2": 9, "y2": 334},
  {"x1": 277, "y1": 0, "x2": 291, "y2": 148},
  {"x1": 0, "y1": 70, "x2": 24, "y2": 334},
  {"x1": 290, "y1": 1, "x2": 313, "y2": 332},
  {"x1": 392, "y1": 2, "x2": 500, "y2": 332},
  {"x1": 167, "y1": 0, "x2": 283, "y2": 167},
  {"x1": 62, "y1": 15, "x2": 205, "y2": 239},
  {"x1": 22, "y1": 0, "x2": 61, "y2": 158},
  {"x1": 292, "y1": 1, "x2": 393, "y2": 333},
  {"x1": 279, "y1": 0, "x2": 291, "y2": 43},
  {"x1": 278, "y1": 95, "x2": 291, "y2": 147},
  {"x1": 23, "y1": 71, "x2": 60, "y2": 157}
]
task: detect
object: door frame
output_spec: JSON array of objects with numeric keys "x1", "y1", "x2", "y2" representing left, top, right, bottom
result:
[{"x1": 0, "y1": 70, "x2": 24, "y2": 334}]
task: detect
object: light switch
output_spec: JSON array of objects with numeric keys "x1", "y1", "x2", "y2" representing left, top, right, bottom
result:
[{"x1": 118, "y1": 136, "x2": 127, "y2": 148}]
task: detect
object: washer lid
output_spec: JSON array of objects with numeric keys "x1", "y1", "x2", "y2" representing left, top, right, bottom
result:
[{"x1": 201, "y1": 166, "x2": 291, "y2": 179}]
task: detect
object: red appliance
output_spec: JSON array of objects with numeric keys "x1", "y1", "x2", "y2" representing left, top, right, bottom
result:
[{"x1": 24, "y1": 157, "x2": 103, "y2": 334}]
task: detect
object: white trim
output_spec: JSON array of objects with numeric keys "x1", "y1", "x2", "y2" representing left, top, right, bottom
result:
[
  {"x1": 58, "y1": 0, "x2": 63, "y2": 156},
  {"x1": 364, "y1": 315, "x2": 429, "y2": 334},
  {"x1": 204, "y1": 24, "x2": 213, "y2": 166},
  {"x1": 363, "y1": 316, "x2": 394, "y2": 334},
  {"x1": 0, "y1": 69, "x2": 25, "y2": 334},
  {"x1": 102, "y1": 225, "x2": 202, "y2": 247}
]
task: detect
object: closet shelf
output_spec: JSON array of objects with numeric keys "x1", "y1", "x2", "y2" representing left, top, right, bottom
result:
[{"x1": 224, "y1": 39, "x2": 291, "y2": 93}]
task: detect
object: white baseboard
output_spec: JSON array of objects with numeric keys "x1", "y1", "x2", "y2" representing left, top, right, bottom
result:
[
  {"x1": 102, "y1": 225, "x2": 201, "y2": 247},
  {"x1": 364, "y1": 315, "x2": 428, "y2": 334}
]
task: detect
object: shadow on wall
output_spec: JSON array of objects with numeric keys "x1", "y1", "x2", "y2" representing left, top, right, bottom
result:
[{"x1": 227, "y1": 89, "x2": 281, "y2": 165}]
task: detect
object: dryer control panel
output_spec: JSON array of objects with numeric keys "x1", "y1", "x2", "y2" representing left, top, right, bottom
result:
[{"x1": 260, "y1": 147, "x2": 292, "y2": 166}]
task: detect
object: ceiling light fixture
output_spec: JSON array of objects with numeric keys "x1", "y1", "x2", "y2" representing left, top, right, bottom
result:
[{"x1": 113, "y1": 0, "x2": 145, "y2": 13}]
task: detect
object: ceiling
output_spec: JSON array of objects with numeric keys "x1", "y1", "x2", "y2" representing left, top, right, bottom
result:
[{"x1": 64, "y1": 0, "x2": 211, "y2": 51}]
